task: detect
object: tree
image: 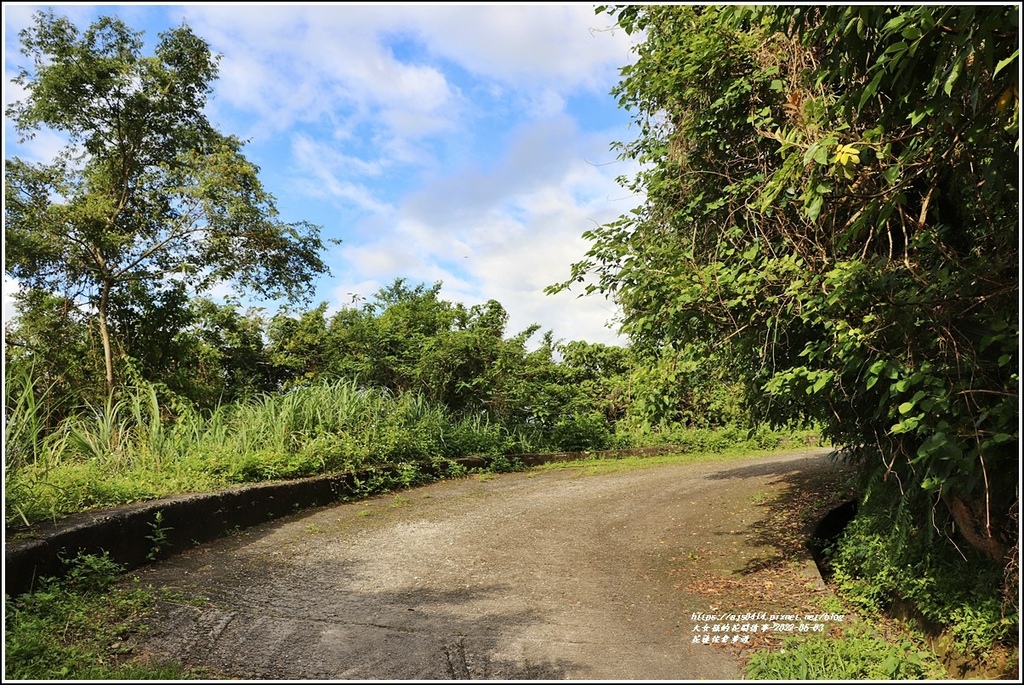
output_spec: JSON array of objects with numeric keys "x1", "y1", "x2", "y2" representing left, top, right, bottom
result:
[
  {"x1": 557, "y1": 5, "x2": 1018, "y2": 561},
  {"x1": 5, "y1": 11, "x2": 329, "y2": 395},
  {"x1": 4, "y1": 288, "x2": 107, "y2": 423}
]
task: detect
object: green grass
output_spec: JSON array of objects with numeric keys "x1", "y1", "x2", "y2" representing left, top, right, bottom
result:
[
  {"x1": 744, "y1": 624, "x2": 946, "y2": 680},
  {"x1": 532, "y1": 436, "x2": 824, "y2": 475},
  {"x1": 3, "y1": 553, "x2": 205, "y2": 680},
  {"x1": 5, "y1": 366, "x2": 823, "y2": 527}
]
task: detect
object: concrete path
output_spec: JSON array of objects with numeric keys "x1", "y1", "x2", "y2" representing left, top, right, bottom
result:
[{"x1": 130, "y1": 449, "x2": 838, "y2": 680}]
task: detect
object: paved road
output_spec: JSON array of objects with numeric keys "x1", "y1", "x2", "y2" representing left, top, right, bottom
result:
[{"x1": 131, "y1": 448, "x2": 837, "y2": 679}]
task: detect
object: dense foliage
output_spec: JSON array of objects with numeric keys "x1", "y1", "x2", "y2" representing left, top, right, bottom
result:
[
  {"x1": 744, "y1": 624, "x2": 945, "y2": 680},
  {"x1": 560, "y1": 2, "x2": 1018, "y2": 574}
]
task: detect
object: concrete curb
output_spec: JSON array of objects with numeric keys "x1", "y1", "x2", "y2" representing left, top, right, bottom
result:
[{"x1": 4, "y1": 445, "x2": 681, "y2": 598}]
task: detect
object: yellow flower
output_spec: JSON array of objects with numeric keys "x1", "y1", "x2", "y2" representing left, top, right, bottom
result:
[{"x1": 832, "y1": 144, "x2": 861, "y2": 166}]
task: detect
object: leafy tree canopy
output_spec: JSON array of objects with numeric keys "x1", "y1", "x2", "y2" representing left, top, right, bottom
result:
[
  {"x1": 557, "y1": 5, "x2": 1019, "y2": 560},
  {"x1": 5, "y1": 11, "x2": 329, "y2": 393}
]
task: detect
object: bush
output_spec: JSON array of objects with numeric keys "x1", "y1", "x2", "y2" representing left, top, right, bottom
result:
[
  {"x1": 830, "y1": 477, "x2": 1017, "y2": 652},
  {"x1": 744, "y1": 625, "x2": 944, "y2": 679},
  {"x1": 551, "y1": 412, "x2": 614, "y2": 451}
]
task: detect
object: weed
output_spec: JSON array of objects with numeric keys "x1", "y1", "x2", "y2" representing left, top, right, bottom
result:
[
  {"x1": 829, "y1": 479, "x2": 1016, "y2": 652},
  {"x1": 744, "y1": 624, "x2": 945, "y2": 679},
  {"x1": 395, "y1": 462, "x2": 424, "y2": 488},
  {"x1": 485, "y1": 454, "x2": 524, "y2": 473},
  {"x1": 440, "y1": 460, "x2": 468, "y2": 479},
  {"x1": 303, "y1": 523, "x2": 324, "y2": 534},
  {"x1": 816, "y1": 594, "x2": 847, "y2": 616},
  {"x1": 4, "y1": 553, "x2": 193, "y2": 680},
  {"x1": 157, "y1": 587, "x2": 210, "y2": 608},
  {"x1": 145, "y1": 511, "x2": 172, "y2": 561}
]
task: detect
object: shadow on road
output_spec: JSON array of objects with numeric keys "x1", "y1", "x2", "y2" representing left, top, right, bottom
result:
[
  {"x1": 703, "y1": 449, "x2": 840, "y2": 482},
  {"x1": 132, "y1": 523, "x2": 579, "y2": 679},
  {"x1": 720, "y1": 455, "x2": 858, "y2": 576}
]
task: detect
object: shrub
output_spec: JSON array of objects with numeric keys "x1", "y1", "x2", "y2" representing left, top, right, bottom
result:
[
  {"x1": 551, "y1": 412, "x2": 614, "y2": 451},
  {"x1": 830, "y1": 477, "x2": 1017, "y2": 652},
  {"x1": 744, "y1": 625, "x2": 944, "y2": 679}
]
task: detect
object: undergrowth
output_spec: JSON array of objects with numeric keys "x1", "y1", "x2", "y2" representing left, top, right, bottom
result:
[
  {"x1": 744, "y1": 623, "x2": 945, "y2": 679},
  {"x1": 744, "y1": 459, "x2": 1018, "y2": 680},
  {"x1": 3, "y1": 553, "x2": 198, "y2": 680},
  {"x1": 828, "y1": 475, "x2": 1017, "y2": 654}
]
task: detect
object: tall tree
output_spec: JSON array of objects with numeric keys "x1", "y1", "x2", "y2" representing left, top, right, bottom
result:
[
  {"x1": 5, "y1": 11, "x2": 329, "y2": 395},
  {"x1": 557, "y1": 6, "x2": 1018, "y2": 560}
]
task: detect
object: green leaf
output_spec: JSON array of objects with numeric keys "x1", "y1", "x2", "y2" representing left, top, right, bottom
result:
[
  {"x1": 898, "y1": 401, "x2": 915, "y2": 414},
  {"x1": 883, "y1": 41, "x2": 909, "y2": 56},
  {"x1": 812, "y1": 144, "x2": 829, "y2": 165},
  {"x1": 901, "y1": 25, "x2": 922, "y2": 40},
  {"x1": 806, "y1": 193, "x2": 824, "y2": 222},
  {"x1": 908, "y1": 109, "x2": 929, "y2": 126},
  {"x1": 944, "y1": 56, "x2": 964, "y2": 95},
  {"x1": 882, "y1": 15, "x2": 907, "y2": 33},
  {"x1": 994, "y1": 49, "x2": 1018, "y2": 77},
  {"x1": 859, "y1": 70, "x2": 885, "y2": 110}
]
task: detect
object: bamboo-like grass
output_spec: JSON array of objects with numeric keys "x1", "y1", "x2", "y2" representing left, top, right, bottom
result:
[
  {"x1": 4, "y1": 370, "x2": 521, "y2": 526},
  {"x1": 5, "y1": 366, "x2": 819, "y2": 526}
]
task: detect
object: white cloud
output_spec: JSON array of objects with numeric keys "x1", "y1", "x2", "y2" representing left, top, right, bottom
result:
[
  {"x1": 323, "y1": 113, "x2": 635, "y2": 347},
  {"x1": 182, "y1": 5, "x2": 461, "y2": 142},
  {"x1": 289, "y1": 134, "x2": 394, "y2": 213},
  {"x1": 2, "y1": 275, "x2": 20, "y2": 327},
  {"x1": 407, "y1": 4, "x2": 635, "y2": 90}
]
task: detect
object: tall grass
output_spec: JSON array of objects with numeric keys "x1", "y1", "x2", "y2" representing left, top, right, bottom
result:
[
  {"x1": 4, "y1": 366, "x2": 69, "y2": 471},
  {"x1": 5, "y1": 366, "x2": 819, "y2": 526},
  {"x1": 3, "y1": 371, "x2": 529, "y2": 525}
]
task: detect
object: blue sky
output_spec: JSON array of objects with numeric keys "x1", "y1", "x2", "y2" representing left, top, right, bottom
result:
[{"x1": 3, "y1": 2, "x2": 643, "y2": 347}]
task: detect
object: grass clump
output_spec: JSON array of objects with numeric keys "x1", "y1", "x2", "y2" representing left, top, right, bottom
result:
[
  {"x1": 744, "y1": 624, "x2": 945, "y2": 680},
  {"x1": 3, "y1": 553, "x2": 197, "y2": 680}
]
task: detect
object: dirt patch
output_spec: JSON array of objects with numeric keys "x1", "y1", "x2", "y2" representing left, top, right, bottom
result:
[
  {"x1": 121, "y1": 449, "x2": 851, "y2": 679},
  {"x1": 674, "y1": 460, "x2": 860, "y2": 661}
]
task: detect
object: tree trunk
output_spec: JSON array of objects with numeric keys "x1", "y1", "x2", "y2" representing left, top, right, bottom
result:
[
  {"x1": 944, "y1": 494, "x2": 1006, "y2": 563},
  {"x1": 98, "y1": 277, "x2": 115, "y2": 397}
]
